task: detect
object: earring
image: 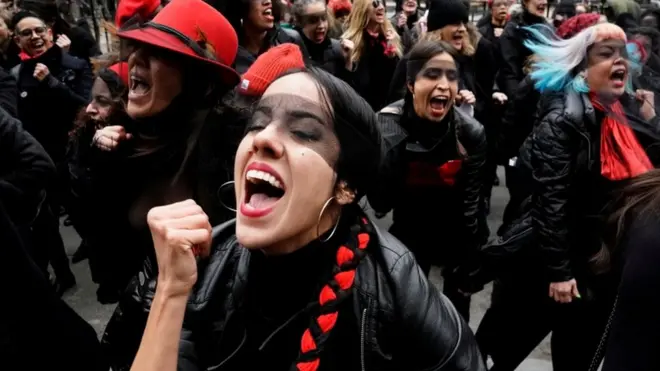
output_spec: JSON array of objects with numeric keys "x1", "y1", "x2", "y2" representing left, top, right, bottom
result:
[
  {"x1": 317, "y1": 196, "x2": 341, "y2": 243},
  {"x1": 217, "y1": 181, "x2": 237, "y2": 213}
]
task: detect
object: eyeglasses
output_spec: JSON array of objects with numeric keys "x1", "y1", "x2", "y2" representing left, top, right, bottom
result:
[
  {"x1": 372, "y1": 0, "x2": 382, "y2": 8},
  {"x1": 17, "y1": 26, "x2": 46, "y2": 38}
]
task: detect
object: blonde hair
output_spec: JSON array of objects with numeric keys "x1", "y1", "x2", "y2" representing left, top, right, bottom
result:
[
  {"x1": 341, "y1": 0, "x2": 402, "y2": 64},
  {"x1": 422, "y1": 23, "x2": 477, "y2": 57}
]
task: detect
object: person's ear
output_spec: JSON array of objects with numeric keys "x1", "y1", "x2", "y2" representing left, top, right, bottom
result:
[
  {"x1": 407, "y1": 81, "x2": 415, "y2": 95},
  {"x1": 334, "y1": 180, "x2": 356, "y2": 205},
  {"x1": 13, "y1": 34, "x2": 20, "y2": 48}
]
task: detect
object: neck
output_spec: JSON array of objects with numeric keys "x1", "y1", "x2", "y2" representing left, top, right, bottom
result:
[
  {"x1": 243, "y1": 24, "x2": 268, "y2": 55},
  {"x1": 260, "y1": 209, "x2": 341, "y2": 256},
  {"x1": 491, "y1": 17, "x2": 506, "y2": 26},
  {"x1": 366, "y1": 21, "x2": 380, "y2": 34},
  {"x1": 404, "y1": 9, "x2": 416, "y2": 16}
]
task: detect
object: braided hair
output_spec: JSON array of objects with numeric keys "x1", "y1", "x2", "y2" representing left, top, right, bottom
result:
[
  {"x1": 267, "y1": 67, "x2": 381, "y2": 371},
  {"x1": 295, "y1": 214, "x2": 373, "y2": 371}
]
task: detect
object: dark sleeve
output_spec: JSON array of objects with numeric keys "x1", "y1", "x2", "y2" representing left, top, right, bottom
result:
[
  {"x1": 46, "y1": 59, "x2": 93, "y2": 106},
  {"x1": 178, "y1": 327, "x2": 201, "y2": 371},
  {"x1": 366, "y1": 114, "x2": 406, "y2": 214},
  {"x1": 458, "y1": 120, "x2": 488, "y2": 247},
  {"x1": 602, "y1": 217, "x2": 660, "y2": 371},
  {"x1": 0, "y1": 106, "x2": 55, "y2": 203},
  {"x1": 393, "y1": 251, "x2": 486, "y2": 371},
  {"x1": 387, "y1": 55, "x2": 409, "y2": 104},
  {"x1": 497, "y1": 25, "x2": 524, "y2": 99},
  {"x1": 530, "y1": 110, "x2": 576, "y2": 282},
  {"x1": 0, "y1": 69, "x2": 18, "y2": 117}
]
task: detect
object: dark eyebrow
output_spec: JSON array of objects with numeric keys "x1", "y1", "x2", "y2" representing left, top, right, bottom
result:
[
  {"x1": 254, "y1": 105, "x2": 273, "y2": 116},
  {"x1": 287, "y1": 110, "x2": 327, "y2": 126}
]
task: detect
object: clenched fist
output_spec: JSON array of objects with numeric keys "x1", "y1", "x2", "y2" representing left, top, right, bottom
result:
[
  {"x1": 56, "y1": 34, "x2": 71, "y2": 52},
  {"x1": 33, "y1": 63, "x2": 50, "y2": 81},
  {"x1": 93, "y1": 125, "x2": 132, "y2": 151},
  {"x1": 147, "y1": 200, "x2": 212, "y2": 297}
]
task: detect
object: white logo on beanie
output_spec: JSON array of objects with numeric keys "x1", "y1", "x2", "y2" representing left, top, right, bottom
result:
[{"x1": 240, "y1": 79, "x2": 250, "y2": 91}]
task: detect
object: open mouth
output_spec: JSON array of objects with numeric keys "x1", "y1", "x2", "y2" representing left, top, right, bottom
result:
[
  {"x1": 429, "y1": 96, "x2": 449, "y2": 116},
  {"x1": 610, "y1": 68, "x2": 627, "y2": 86},
  {"x1": 31, "y1": 40, "x2": 45, "y2": 49},
  {"x1": 537, "y1": 4, "x2": 547, "y2": 11},
  {"x1": 263, "y1": 7, "x2": 274, "y2": 20},
  {"x1": 129, "y1": 73, "x2": 151, "y2": 97},
  {"x1": 242, "y1": 165, "x2": 286, "y2": 217}
]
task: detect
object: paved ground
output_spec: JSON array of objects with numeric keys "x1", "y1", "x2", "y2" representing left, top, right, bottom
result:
[{"x1": 60, "y1": 166, "x2": 552, "y2": 370}]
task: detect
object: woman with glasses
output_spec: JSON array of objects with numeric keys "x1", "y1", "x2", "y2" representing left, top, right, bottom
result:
[
  {"x1": 341, "y1": 0, "x2": 402, "y2": 110},
  {"x1": 9, "y1": 10, "x2": 93, "y2": 296}
]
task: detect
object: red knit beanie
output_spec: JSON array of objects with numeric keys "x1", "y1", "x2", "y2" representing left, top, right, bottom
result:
[
  {"x1": 557, "y1": 13, "x2": 601, "y2": 39},
  {"x1": 108, "y1": 62, "x2": 130, "y2": 86},
  {"x1": 239, "y1": 43, "x2": 305, "y2": 97},
  {"x1": 329, "y1": 0, "x2": 352, "y2": 15},
  {"x1": 115, "y1": 0, "x2": 160, "y2": 27}
]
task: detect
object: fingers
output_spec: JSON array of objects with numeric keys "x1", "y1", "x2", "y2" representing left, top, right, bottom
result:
[
  {"x1": 572, "y1": 283, "x2": 581, "y2": 300},
  {"x1": 165, "y1": 228, "x2": 212, "y2": 257}
]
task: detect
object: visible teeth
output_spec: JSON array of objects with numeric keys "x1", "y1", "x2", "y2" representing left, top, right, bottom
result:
[{"x1": 246, "y1": 169, "x2": 283, "y2": 189}]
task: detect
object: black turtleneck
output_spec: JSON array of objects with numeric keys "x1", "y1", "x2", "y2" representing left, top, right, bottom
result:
[{"x1": 239, "y1": 214, "x2": 352, "y2": 370}]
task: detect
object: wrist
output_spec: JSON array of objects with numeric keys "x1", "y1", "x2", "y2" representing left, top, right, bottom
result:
[{"x1": 156, "y1": 280, "x2": 193, "y2": 300}]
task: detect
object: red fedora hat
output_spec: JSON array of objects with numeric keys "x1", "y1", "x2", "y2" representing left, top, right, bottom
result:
[{"x1": 118, "y1": 0, "x2": 240, "y2": 87}]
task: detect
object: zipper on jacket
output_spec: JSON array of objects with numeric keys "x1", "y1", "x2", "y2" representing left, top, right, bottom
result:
[{"x1": 360, "y1": 308, "x2": 367, "y2": 371}]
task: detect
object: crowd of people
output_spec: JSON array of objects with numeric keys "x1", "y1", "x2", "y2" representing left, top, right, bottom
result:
[{"x1": 3, "y1": 0, "x2": 660, "y2": 370}]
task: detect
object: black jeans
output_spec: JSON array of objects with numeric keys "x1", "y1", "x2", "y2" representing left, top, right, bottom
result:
[
  {"x1": 408, "y1": 243, "x2": 472, "y2": 322},
  {"x1": 476, "y1": 277, "x2": 613, "y2": 371}
]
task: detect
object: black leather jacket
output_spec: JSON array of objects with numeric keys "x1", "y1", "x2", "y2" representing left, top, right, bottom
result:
[
  {"x1": 175, "y1": 219, "x2": 485, "y2": 371},
  {"x1": 369, "y1": 100, "x2": 488, "y2": 249},
  {"x1": 515, "y1": 89, "x2": 660, "y2": 283}
]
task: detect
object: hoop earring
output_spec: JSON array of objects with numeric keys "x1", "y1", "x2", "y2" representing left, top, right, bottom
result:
[
  {"x1": 317, "y1": 196, "x2": 341, "y2": 243},
  {"x1": 217, "y1": 181, "x2": 237, "y2": 213}
]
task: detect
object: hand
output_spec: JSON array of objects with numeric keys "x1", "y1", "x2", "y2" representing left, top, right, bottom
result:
[
  {"x1": 148, "y1": 200, "x2": 212, "y2": 297},
  {"x1": 385, "y1": 28, "x2": 395, "y2": 41},
  {"x1": 33, "y1": 63, "x2": 50, "y2": 82},
  {"x1": 397, "y1": 13, "x2": 407, "y2": 28},
  {"x1": 93, "y1": 125, "x2": 133, "y2": 151},
  {"x1": 549, "y1": 279, "x2": 580, "y2": 304},
  {"x1": 459, "y1": 90, "x2": 476, "y2": 105},
  {"x1": 494, "y1": 27, "x2": 504, "y2": 37},
  {"x1": 492, "y1": 92, "x2": 508, "y2": 104},
  {"x1": 340, "y1": 38, "x2": 355, "y2": 70},
  {"x1": 636, "y1": 89, "x2": 656, "y2": 121},
  {"x1": 56, "y1": 34, "x2": 71, "y2": 52}
]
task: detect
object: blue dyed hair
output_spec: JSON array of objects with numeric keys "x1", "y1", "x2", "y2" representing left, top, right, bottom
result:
[{"x1": 522, "y1": 23, "x2": 640, "y2": 94}]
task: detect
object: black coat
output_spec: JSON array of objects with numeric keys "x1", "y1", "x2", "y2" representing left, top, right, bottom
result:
[
  {"x1": 515, "y1": 89, "x2": 660, "y2": 283},
  {"x1": 0, "y1": 105, "x2": 53, "y2": 226},
  {"x1": 496, "y1": 10, "x2": 548, "y2": 99},
  {"x1": 369, "y1": 100, "x2": 488, "y2": 251},
  {"x1": 13, "y1": 46, "x2": 93, "y2": 163},
  {"x1": 175, "y1": 219, "x2": 485, "y2": 371}
]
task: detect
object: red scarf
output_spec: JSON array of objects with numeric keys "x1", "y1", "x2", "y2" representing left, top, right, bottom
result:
[
  {"x1": 18, "y1": 50, "x2": 45, "y2": 61},
  {"x1": 589, "y1": 93, "x2": 653, "y2": 180}
]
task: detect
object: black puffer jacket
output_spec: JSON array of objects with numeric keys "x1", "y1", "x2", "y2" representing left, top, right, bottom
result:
[
  {"x1": 496, "y1": 10, "x2": 548, "y2": 99},
  {"x1": 514, "y1": 89, "x2": 660, "y2": 283},
  {"x1": 175, "y1": 218, "x2": 485, "y2": 371},
  {"x1": 369, "y1": 100, "x2": 488, "y2": 250}
]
